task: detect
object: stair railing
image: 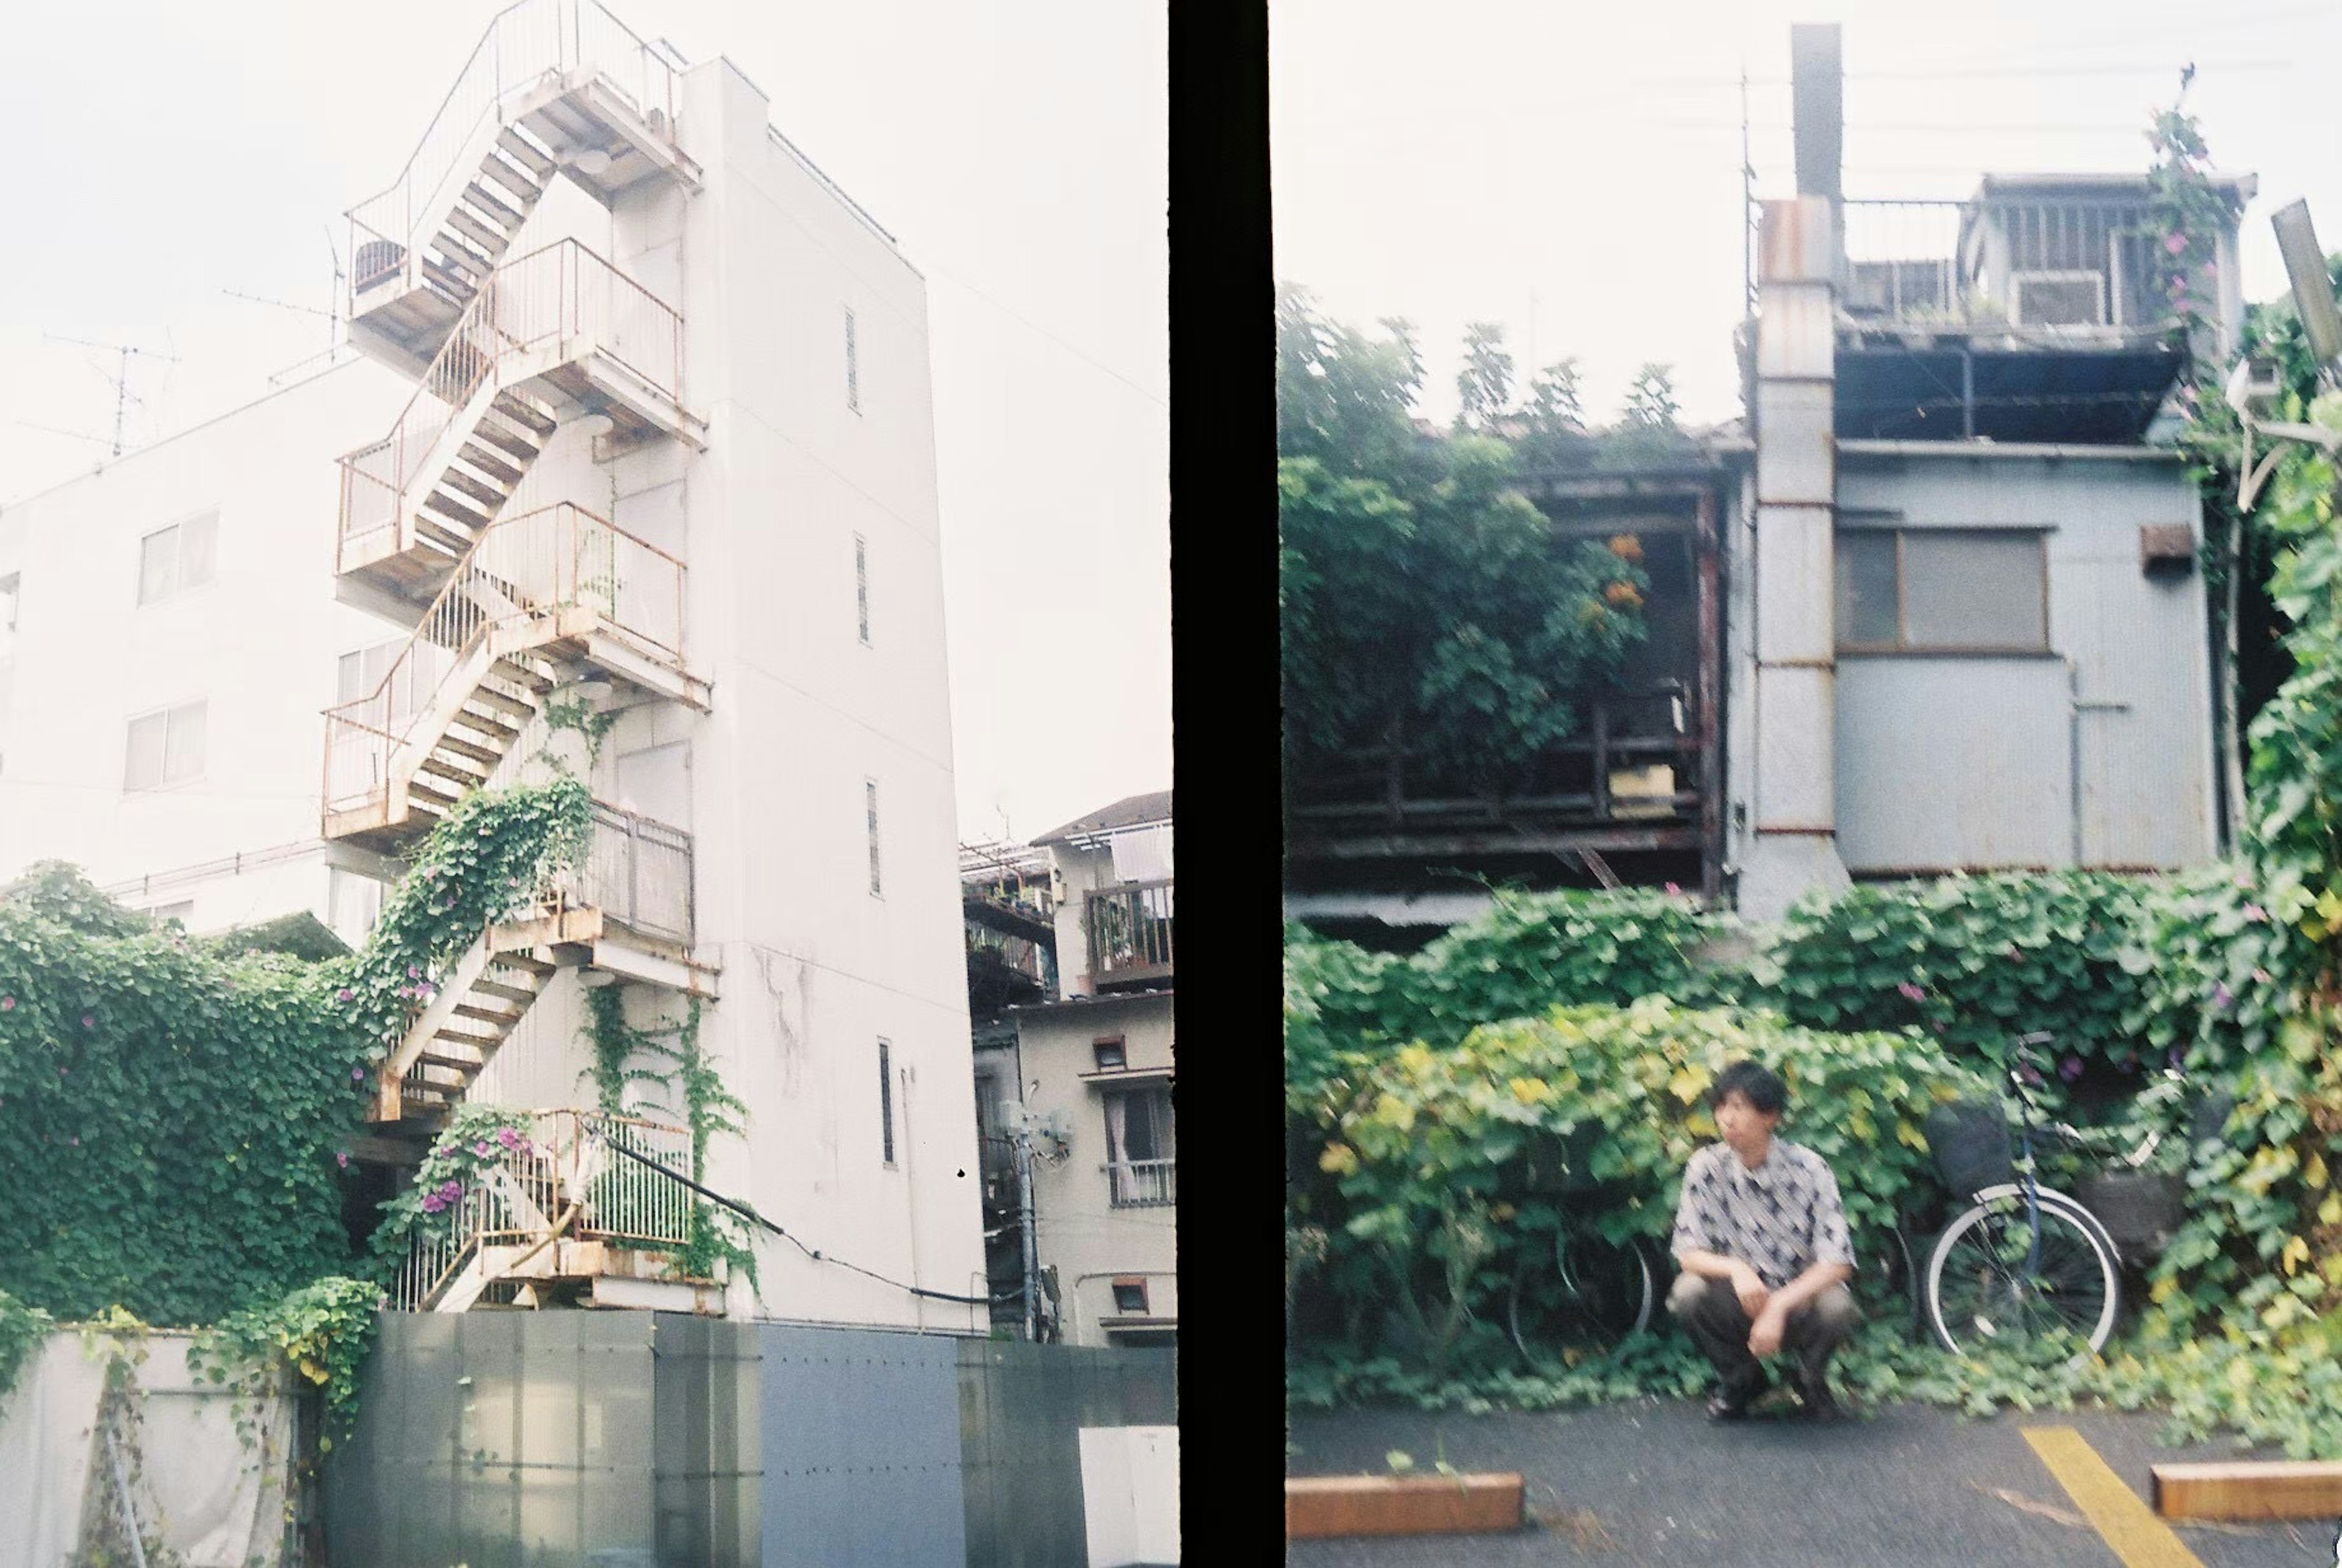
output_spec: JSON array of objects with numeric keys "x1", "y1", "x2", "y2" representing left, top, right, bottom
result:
[
  {"x1": 323, "y1": 499, "x2": 689, "y2": 813},
  {"x1": 390, "y1": 1108, "x2": 697, "y2": 1309},
  {"x1": 348, "y1": 0, "x2": 684, "y2": 297},
  {"x1": 338, "y1": 239, "x2": 686, "y2": 569}
]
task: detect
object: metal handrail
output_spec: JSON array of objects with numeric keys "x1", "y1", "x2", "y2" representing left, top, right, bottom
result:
[
  {"x1": 1105, "y1": 1159, "x2": 1177, "y2": 1209},
  {"x1": 348, "y1": 0, "x2": 683, "y2": 295},
  {"x1": 339, "y1": 238, "x2": 687, "y2": 567},
  {"x1": 322, "y1": 499, "x2": 688, "y2": 814},
  {"x1": 1084, "y1": 879, "x2": 1174, "y2": 979},
  {"x1": 392, "y1": 1108, "x2": 697, "y2": 1310}
]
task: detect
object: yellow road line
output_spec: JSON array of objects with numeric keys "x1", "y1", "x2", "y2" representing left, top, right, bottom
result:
[{"x1": 2022, "y1": 1427, "x2": 2204, "y2": 1568}]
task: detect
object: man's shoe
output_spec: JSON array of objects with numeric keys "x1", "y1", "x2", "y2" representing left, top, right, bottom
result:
[
  {"x1": 1706, "y1": 1371, "x2": 1767, "y2": 1422},
  {"x1": 1791, "y1": 1366, "x2": 1845, "y2": 1421}
]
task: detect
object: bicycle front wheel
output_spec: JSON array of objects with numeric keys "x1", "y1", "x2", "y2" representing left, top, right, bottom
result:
[
  {"x1": 1925, "y1": 1188, "x2": 2119, "y2": 1356},
  {"x1": 1507, "y1": 1230, "x2": 1653, "y2": 1367}
]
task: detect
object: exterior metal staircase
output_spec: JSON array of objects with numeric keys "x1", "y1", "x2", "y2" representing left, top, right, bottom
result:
[
  {"x1": 378, "y1": 923, "x2": 564, "y2": 1124},
  {"x1": 346, "y1": 0, "x2": 702, "y2": 376},
  {"x1": 337, "y1": 240, "x2": 702, "y2": 610},
  {"x1": 324, "y1": 499, "x2": 710, "y2": 853}
]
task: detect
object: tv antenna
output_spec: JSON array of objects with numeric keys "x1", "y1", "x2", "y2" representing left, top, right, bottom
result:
[{"x1": 43, "y1": 334, "x2": 179, "y2": 459}]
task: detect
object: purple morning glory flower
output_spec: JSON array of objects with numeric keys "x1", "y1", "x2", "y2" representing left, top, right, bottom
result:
[
  {"x1": 80, "y1": 1015, "x2": 93, "y2": 1029},
  {"x1": 2017, "y1": 1065, "x2": 2044, "y2": 1087},
  {"x1": 1, "y1": 997, "x2": 15, "y2": 1011},
  {"x1": 495, "y1": 1127, "x2": 520, "y2": 1149},
  {"x1": 1897, "y1": 982, "x2": 1926, "y2": 1003},
  {"x1": 420, "y1": 1192, "x2": 445, "y2": 1214},
  {"x1": 438, "y1": 1179, "x2": 462, "y2": 1201},
  {"x1": 337, "y1": 1153, "x2": 350, "y2": 1169},
  {"x1": 472, "y1": 1140, "x2": 494, "y2": 1158},
  {"x1": 336, "y1": 987, "x2": 354, "y2": 1002},
  {"x1": 2212, "y1": 983, "x2": 2233, "y2": 1012},
  {"x1": 2058, "y1": 1056, "x2": 2084, "y2": 1083}
]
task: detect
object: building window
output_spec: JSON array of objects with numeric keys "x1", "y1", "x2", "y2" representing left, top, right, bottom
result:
[
  {"x1": 138, "y1": 511, "x2": 218, "y2": 606},
  {"x1": 1103, "y1": 1085, "x2": 1175, "y2": 1208},
  {"x1": 878, "y1": 1038, "x2": 896, "y2": 1165},
  {"x1": 338, "y1": 638, "x2": 426, "y2": 727},
  {"x1": 865, "y1": 778, "x2": 882, "y2": 896},
  {"x1": 1111, "y1": 1278, "x2": 1148, "y2": 1315},
  {"x1": 854, "y1": 534, "x2": 872, "y2": 645},
  {"x1": 1836, "y1": 528, "x2": 2050, "y2": 654},
  {"x1": 1093, "y1": 1036, "x2": 1128, "y2": 1072},
  {"x1": 844, "y1": 307, "x2": 860, "y2": 414},
  {"x1": 124, "y1": 701, "x2": 206, "y2": 792},
  {"x1": 328, "y1": 867, "x2": 387, "y2": 947}
]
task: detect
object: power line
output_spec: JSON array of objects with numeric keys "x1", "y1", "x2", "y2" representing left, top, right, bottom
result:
[{"x1": 1634, "y1": 58, "x2": 2291, "y2": 88}]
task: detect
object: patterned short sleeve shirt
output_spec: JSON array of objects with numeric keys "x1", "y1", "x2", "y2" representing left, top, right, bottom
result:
[{"x1": 1669, "y1": 1138, "x2": 1855, "y2": 1289}]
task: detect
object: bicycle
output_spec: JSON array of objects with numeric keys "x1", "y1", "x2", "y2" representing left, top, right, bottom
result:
[
  {"x1": 1503, "y1": 1130, "x2": 1655, "y2": 1365},
  {"x1": 1920, "y1": 1031, "x2": 2125, "y2": 1356}
]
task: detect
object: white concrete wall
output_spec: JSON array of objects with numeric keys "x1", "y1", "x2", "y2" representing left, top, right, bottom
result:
[
  {"x1": 0, "y1": 360, "x2": 411, "y2": 896},
  {"x1": 1019, "y1": 994, "x2": 1176, "y2": 1345}
]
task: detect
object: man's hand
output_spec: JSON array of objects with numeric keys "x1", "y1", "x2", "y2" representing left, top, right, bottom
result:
[
  {"x1": 1731, "y1": 1262, "x2": 1771, "y2": 1322},
  {"x1": 1747, "y1": 1303, "x2": 1788, "y2": 1359}
]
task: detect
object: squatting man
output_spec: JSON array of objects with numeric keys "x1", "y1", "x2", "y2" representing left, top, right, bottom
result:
[{"x1": 1669, "y1": 1059, "x2": 1860, "y2": 1420}]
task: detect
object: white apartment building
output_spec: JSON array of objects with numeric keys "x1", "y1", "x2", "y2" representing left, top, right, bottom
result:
[{"x1": 0, "y1": 4, "x2": 983, "y2": 1332}]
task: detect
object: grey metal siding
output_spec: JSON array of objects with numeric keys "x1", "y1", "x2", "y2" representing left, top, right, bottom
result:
[
  {"x1": 1833, "y1": 455, "x2": 2216, "y2": 873},
  {"x1": 761, "y1": 1323, "x2": 965, "y2": 1568},
  {"x1": 959, "y1": 1339, "x2": 1178, "y2": 1568}
]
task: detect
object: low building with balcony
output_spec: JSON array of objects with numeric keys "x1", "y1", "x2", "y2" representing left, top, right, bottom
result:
[{"x1": 967, "y1": 792, "x2": 1174, "y2": 1347}]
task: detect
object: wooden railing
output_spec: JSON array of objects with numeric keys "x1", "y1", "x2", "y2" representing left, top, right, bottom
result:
[
  {"x1": 348, "y1": 0, "x2": 682, "y2": 293},
  {"x1": 1106, "y1": 1159, "x2": 1176, "y2": 1209},
  {"x1": 1084, "y1": 879, "x2": 1173, "y2": 984},
  {"x1": 1286, "y1": 686, "x2": 1702, "y2": 832},
  {"x1": 339, "y1": 239, "x2": 686, "y2": 567},
  {"x1": 392, "y1": 1109, "x2": 695, "y2": 1311},
  {"x1": 322, "y1": 500, "x2": 686, "y2": 814}
]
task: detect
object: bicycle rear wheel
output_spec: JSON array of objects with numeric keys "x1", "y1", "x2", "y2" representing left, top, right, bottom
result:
[
  {"x1": 1924, "y1": 1187, "x2": 2119, "y2": 1356},
  {"x1": 1507, "y1": 1228, "x2": 1653, "y2": 1367}
]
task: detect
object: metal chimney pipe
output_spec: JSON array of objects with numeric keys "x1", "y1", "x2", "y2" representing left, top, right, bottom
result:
[{"x1": 1791, "y1": 23, "x2": 1843, "y2": 204}]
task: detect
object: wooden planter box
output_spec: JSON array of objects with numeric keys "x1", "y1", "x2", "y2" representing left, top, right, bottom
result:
[{"x1": 1285, "y1": 1473, "x2": 1525, "y2": 1538}]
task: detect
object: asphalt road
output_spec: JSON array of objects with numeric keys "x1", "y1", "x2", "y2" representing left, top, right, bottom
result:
[{"x1": 1287, "y1": 1399, "x2": 2338, "y2": 1567}]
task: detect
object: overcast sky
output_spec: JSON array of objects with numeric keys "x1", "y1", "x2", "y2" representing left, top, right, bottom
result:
[
  {"x1": 0, "y1": 0, "x2": 1168, "y2": 848},
  {"x1": 1272, "y1": 0, "x2": 2342, "y2": 431}
]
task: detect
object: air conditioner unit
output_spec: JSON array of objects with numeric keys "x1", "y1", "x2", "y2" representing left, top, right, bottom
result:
[{"x1": 2011, "y1": 271, "x2": 2107, "y2": 328}]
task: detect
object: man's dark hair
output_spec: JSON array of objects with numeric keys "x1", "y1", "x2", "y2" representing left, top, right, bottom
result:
[{"x1": 1713, "y1": 1059, "x2": 1787, "y2": 1115}]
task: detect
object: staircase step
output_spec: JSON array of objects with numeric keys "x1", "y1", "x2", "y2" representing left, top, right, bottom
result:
[
  {"x1": 424, "y1": 490, "x2": 497, "y2": 535},
  {"x1": 437, "y1": 1028, "x2": 507, "y2": 1054},
  {"x1": 440, "y1": 467, "x2": 511, "y2": 510},
  {"x1": 450, "y1": 710, "x2": 523, "y2": 746},
  {"x1": 454, "y1": 1001, "x2": 524, "y2": 1026},
  {"x1": 470, "y1": 419, "x2": 542, "y2": 464},
  {"x1": 457, "y1": 442, "x2": 526, "y2": 485},
  {"x1": 493, "y1": 951, "x2": 559, "y2": 976},
  {"x1": 490, "y1": 657, "x2": 557, "y2": 692},
  {"x1": 474, "y1": 977, "x2": 543, "y2": 1004},
  {"x1": 467, "y1": 684, "x2": 540, "y2": 721},
  {"x1": 420, "y1": 258, "x2": 476, "y2": 302},
  {"x1": 496, "y1": 127, "x2": 559, "y2": 181},
  {"x1": 407, "y1": 779, "x2": 464, "y2": 810},
  {"x1": 490, "y1": 392, "x2": 559, "y2": 438},
  {"x1": 428, "y1": 237, "x2": 495, "y2": 285},
  {"x1": 445, "y1": 206, "x2": 515, "y2": 261},
  {"x1": 415, "y1": 1051, "x2": 485, "y2": 1073},
  {"x1": 414, "y1": 516, "x2": 477, "y2": 557},
  {"x1": 463, "y1": 180, "x2": 529, "y2": 231},
  {"x1": 432, "y1": 732, "x2": 505, "y2": 767},
  {"x1": 478, "y1": 156, "x2": 543, "y2": 208}
]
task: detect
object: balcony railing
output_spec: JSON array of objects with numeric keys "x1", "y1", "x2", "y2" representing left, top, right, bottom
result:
[
  {"x1": 1287, "y1": 685, "x2": 1704, "y2": 837},
  {"x1": 1841, "y1": 196, "x2": 2174, "y2": 333},
  {"x1": 562, "y1": 803, "x2": 695, "y2": 946},
  {"x1": 1106, "y1": 1159, "x2": 1176, "y2": 1209},
  {"x1": 1085, "y1": 879, "x2": 1173, "y2": 985},
  {"x1": 323, "y1": 501, "x2": 687, "y2": 813},
  {"x1": 392, "y1": 1108, "x2": 696, "y2": 1311},
  {"x1": 349, "y1": 0, "x2": 682, "y2": 292},
  {"x1": 339, "y1": 239, "x2": 686, "y2": 567}
]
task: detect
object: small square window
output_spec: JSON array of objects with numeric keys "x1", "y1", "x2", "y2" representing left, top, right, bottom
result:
[
  {"x1": 1835, "y1": 528, "x2": 2049, "y2": 653},
  {"x1": 1093, "y1": 1036, "x2": 1127, "y2": 1072},
  {"x1": 124, "y1": 700, "x2": 206, "y2": 792},
  {"x1": 138, "y1": 512, "x2": 218, "y2": 606},
  {"x1": 1111, "y1": 1278, "x2": 1148, "y2": 1315}
]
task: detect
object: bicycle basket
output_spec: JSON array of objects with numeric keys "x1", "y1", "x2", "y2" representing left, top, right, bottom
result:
[{"x1": 1923, "y1": 1100, "x2": 2016, "y2": 1197}]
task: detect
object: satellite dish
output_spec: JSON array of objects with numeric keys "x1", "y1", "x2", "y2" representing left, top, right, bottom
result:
[{"x1": 2272, "y1": 199, "x2": 2342, "y2": 378}]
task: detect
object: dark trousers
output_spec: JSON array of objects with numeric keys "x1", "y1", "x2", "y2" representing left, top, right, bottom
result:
[{"x1": 1666, "y1": 1273, "x2": 1860, "y2": 1395}]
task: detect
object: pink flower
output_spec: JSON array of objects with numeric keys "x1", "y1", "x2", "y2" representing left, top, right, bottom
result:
[
  {"x1": 79, "y1": 1015, "x2": 93, "y2": 1029},
  {"x1": 2164, "y1": 232, "x2": 2187, "y2": 255},
  {"x1": 337, "y1": 987, "x2": 354, "y2": 1002},
  {"x1": 472, "y1": 1140, "x2": 494, "y2": 1158},
  {"x1": 353, "y1": 1067, "x2": 368, "y2": 1083},
  {"x1": 2058, "y1": 1055, "x2": 2084, "y2": 1082},
  {"x1": 420, "y1": 1192, "x2": 445, "y2": 1214},
  {"x1": 407, "y1": 965, "x2": 421, "y2": 979},
  {"x1": 438, "y1": 1179, "x2": 462, "y2": 1201},
  {"x1": 1, "y1": 997, "x2": 14, "y2": 1011},
  {"x1": 1664, "y1": 882, "x2": 1681, "y2": 896},
  {"x1": 2253, "y1": 968, "x2": 2271, "y2": 984},
  {"x1": 495, "y1": 1127, "x2": 520, "y2": 1149},
  {"x1": 2244, "y1": 904, "x2": 2266, "y2": 923},
  {"x1": 1896, "y1": 981, "x2": 1926, "y2": 1003},
  {"x1": 2212, "y1": 982, "x2": 2233, "y2": 1012},
  {"x1": 337, "y1": 1152, "x2": 350, "y2": 1169}
]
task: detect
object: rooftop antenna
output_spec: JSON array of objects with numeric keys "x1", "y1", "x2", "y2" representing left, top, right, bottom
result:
[{"x1": 43, "y1": 334, "x2": 178, "y2": 459}]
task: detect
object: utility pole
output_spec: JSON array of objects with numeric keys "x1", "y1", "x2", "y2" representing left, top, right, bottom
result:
[{"x1": 1016, "y1": 1113, "x2": 1042, "y2": 1341}]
